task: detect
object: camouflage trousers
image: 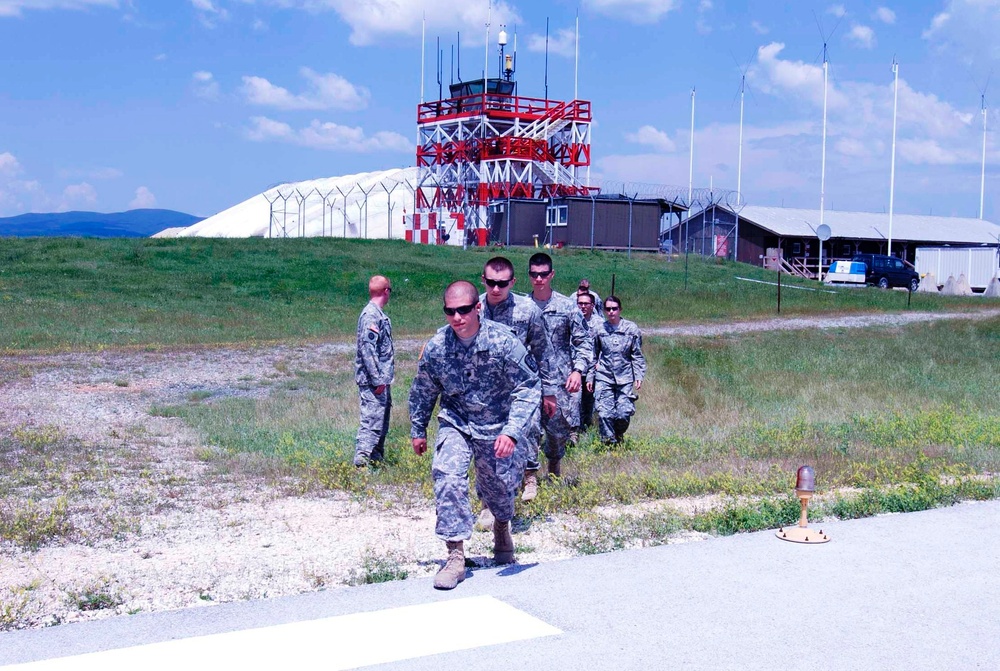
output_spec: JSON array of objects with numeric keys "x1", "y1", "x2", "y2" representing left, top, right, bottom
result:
[
  {"x1": 354, "y1": 385, "x2": 391, "y2": 466},
  {"x1": 594, "y1": 381, "x2": 636, "y2": 443},
  {"x1": 527, "y1": 389, "x2": 572, "y2": 470},
  {"x1": 571, "y1": 387, "x2": 595, "y2": 428},
  {"x1": 433, "y1": 426, "x2": 526, "y2": 541}
]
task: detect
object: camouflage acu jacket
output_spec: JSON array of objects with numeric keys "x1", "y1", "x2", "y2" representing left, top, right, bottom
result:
[
  {"x1": 529, "y1": 290, "x2": 593, "y2": 386},
  {"x1": 408, "y1": 320, "x2": 541, "y2": 445},
  {"x1": 480, "y1": 291, "x2": 558, "y2": 396},
  {"x1": 354, "y1": 301, "x2": 394, "y2": 387},
  {"x1": 590, "y1": 318, "x2": 646, "y2": 386}
]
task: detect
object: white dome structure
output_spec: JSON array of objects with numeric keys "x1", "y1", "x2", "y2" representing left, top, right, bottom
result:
[{"x1": 156, "y1": 167, "x2": 463, "y2": 244}]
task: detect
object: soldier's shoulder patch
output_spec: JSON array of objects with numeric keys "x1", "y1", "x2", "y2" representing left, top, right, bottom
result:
[
  {"x1": 368, "y1": 323, "x2": 380, "y2": 333},
  {"x1": 367, "y1": 331, "x2": 377, "y2": 341},
  {"x1": 524, "y1": 355, "x2": 538, "y2": 373}
]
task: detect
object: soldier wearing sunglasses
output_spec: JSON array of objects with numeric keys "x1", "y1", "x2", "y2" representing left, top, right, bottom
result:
[
  {"x1": 477, "y1": 256, "x2": 554, "y2": 510},
  {"x1": 526, "y1": 252, "x2": 593, "y2": 479},
  {"x1": 586, "y1": 296, "x2": 646, "y2": 445},
  {"x1": 409, "y1": 281, "x2": 541, "y2": 590}
]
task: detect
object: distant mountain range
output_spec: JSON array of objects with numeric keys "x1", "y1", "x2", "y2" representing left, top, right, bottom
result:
[{"x1": 0, "y1": 209, "x2": 203, "y2": 238}]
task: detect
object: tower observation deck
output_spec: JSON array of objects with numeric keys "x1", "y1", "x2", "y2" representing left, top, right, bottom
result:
[{"x1": 410, "y1": 76, "x2": 595, "y2": 245}]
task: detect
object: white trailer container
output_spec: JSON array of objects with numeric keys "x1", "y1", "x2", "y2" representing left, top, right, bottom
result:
[{"x1": 914, "y1": 247, "x2": 1000, "y2": 290}]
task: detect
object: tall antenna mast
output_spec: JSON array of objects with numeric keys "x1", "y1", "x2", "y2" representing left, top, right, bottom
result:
[
  {"x1": 888, "y1": 57, "x2": 899, "y2": 256},
  {"x1": 437, "y1": 36, "x2": 442, "y2": 101},
  {"x1": 457, "y1": 32, "x2": 462, "y2": 81},
  {"x1": 574, "y1": 9, "x2": 580, "y2": 101},
  {"x1": 484, "y1": 0, "x2": 491, "y2": 90},
  {"x1": 420, "y1": 13, "x2": 426, "y2": 103},
  {"x1": 688, "y1": 87, "x2": 696, "y2": 205},
  {"x1": 544, "y1": 17, "x2": 549, "y2": 101},
  {"x1": 819, "y1": 41, "x2": 829, "y2": 262},
  {"x1": 981, "y1": 91, "x2": 988, "y2": 219},
  {"x1": 736, "y1": 71, "x2": 745, "y2": 261}
]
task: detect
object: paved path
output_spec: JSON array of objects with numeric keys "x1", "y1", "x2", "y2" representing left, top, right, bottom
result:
[{"x1": 2, "y1": 500, "x2": 997, "y2": 670}]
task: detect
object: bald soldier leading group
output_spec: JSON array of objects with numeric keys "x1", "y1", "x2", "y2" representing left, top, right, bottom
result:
[
  {"x1": 353, "y1": 264, "x2": 644, "y2": 590},
  {"x1": 409, "y1": 281, "x2": 541, "y2": 589}
]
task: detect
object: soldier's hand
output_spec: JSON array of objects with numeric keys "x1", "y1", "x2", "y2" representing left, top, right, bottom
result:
[
  {"x1": 565, "y1": 371, "x2": 582, "y2": 393},
  {"x1": 634, "y1": 380, "x2": 642, "y2": 391},
  {"x1": 374, "y1": 384, "x2": 386, "y2": 395},
  {"x1": 542, "y1": 395, "x2": 557, "y2": 418},
  {"x1": 412, "y1": 438, "x2": 428, "y2": 456},
  {"x1": 494, "y1": 434, "x2": 515, "y2": 458},
  {"x1": 586, "y1": 381, "x2": 594, "y2": 393}
]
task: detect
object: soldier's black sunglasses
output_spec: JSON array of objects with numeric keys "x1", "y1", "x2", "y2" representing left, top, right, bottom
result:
[
  {"x1": 483, "y1": 278, "x2": 512, "y2": 289},
  {"x1": 443, "y1": 303, "x2": 477, "y2": 316}
]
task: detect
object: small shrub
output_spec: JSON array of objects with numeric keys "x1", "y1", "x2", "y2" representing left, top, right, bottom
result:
[
  {"x1": 68, "y1": 578, "x2": 125, "y2": 612},
  {"x1": 0, "y1": 497, "x2": 73, "y2": 550},
  {"x1": 345, "y1": 549, "x2": 409, "y2": 586}
]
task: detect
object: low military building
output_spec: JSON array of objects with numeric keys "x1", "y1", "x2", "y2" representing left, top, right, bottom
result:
[
  {"x1": 670, "y1": 205, "x2": 1000, "y2": 274},
  {"x1": 488, "y1": 195, "x2": 687, "y2": 251}
]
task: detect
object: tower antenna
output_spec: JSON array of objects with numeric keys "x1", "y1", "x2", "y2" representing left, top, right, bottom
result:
[
  {"x1": 544, "y1": 17, "x2": 549, "y2": 101},
  {"x1": 888, "y1": 57, "x2": 899, "y2": 257}
]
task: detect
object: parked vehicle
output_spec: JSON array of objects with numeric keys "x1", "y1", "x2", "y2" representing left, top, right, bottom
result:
[
  {"x1": 914, "y1": 247, "x2": 1000, "y2": 291},
  {"x1": 851, "y1": 253, "x2": 920, "y2": 291}
]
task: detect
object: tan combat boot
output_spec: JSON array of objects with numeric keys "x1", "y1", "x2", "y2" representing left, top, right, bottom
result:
[
  {"x1": 521, "y1": 470, "x2": 539, "y2": 501},
  {"x1": 548, "y1": 458, "x2": 562, "y2": 478},
  {"x1": 493, "y1": 520, "x2": 515, "y2": 564},
  {"x1": 475, "y1": 506, "x2": 495, "y2": 532},
  {"x1": 433, "y1": 541, "x2": 466, "y2": 590}
]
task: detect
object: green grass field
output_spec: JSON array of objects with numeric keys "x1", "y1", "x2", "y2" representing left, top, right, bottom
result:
[
  {"x1": 0, "y1": 237, "x2": 987, "y2": 351},
  {"x1": 2, "y1": 237, "x2": 998, "y2": 548}
]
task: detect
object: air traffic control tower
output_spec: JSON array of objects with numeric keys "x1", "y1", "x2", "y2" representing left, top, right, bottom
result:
[{"x1": 407, "y1": 28, "x2": 595, "y2": 246}]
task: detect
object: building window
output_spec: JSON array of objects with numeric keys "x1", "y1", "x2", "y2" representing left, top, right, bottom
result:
[
  {"x1": 843, "y1": 244, "x2": 851, "y2": 256},
  {"x1": 547, "y1": 205, "x2": 568, "y2": 227},
  {"x1": 792, "y1": 242, "x2": 802, "y2": 255}
]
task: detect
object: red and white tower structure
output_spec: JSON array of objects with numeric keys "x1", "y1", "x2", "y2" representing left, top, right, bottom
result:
[{"x1": 409, "y1": 28, "x2": 594, "y2": 245}]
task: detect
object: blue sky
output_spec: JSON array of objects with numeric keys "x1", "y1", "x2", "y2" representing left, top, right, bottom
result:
[{"x1": 1, "y1": 0, "x2": 999, "y2": 222}]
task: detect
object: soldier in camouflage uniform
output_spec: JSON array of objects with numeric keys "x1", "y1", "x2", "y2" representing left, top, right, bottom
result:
[
  {"x1": 574, "y1": 290, "x2": 604, "y2": 430},
  {"x1": 409, "y1": 281, "x2": 541, "y2": 590},
  {"x1": 587, "y1": 295, "x2": 646, "y2": 445},
  {"x1": 527, "y1": 253, "x2": 593, "y2": 477},
  {"x1": 354, "y1": 275, "x2": 394, "y2": 467},
  {"x1": 479, "y1": 256, "x2": 553, "y2": 504}
]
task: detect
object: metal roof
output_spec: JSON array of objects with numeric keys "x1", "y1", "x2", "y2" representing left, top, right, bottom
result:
[{"x1": 732, "y1": 205, "x2": 1000, "y2": 244}]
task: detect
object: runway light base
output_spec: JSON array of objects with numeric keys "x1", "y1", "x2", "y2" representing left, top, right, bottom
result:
[{"x1": 776, "y1": 525, "x2": 830, "y2": 544}]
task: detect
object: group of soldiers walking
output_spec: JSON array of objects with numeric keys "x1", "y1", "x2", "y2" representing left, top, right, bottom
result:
[{"x1": 353, "y1": 253, "x2": 646, "y2": 590}]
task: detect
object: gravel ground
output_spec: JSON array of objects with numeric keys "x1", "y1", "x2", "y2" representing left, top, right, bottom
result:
[{"x1": 1, "y1": 308, "x2": 997, "y2": 629}]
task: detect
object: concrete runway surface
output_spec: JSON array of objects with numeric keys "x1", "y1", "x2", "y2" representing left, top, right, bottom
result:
[{"x1": 2, "y1": 500, "x2": 997, "y2": 670}]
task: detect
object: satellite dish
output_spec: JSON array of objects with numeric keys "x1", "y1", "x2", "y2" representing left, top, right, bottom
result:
[{"x1": 816, "y1": 224, "x2": 831, "y2": 241}]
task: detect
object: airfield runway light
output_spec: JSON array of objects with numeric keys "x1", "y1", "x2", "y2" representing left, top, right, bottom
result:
[{"x1": 776, "y1": 465, "x2": 830, "y2": 544}]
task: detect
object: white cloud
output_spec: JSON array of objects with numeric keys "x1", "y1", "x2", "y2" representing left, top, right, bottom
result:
[
  {"x1": 60, "y1": 182, "x2": 98, "y2": 209},
  {"x1": 625, "y1": 125, "x2": 676, "y2": 152},
  {"x1": 750, "y1": 20, "x2": 769, "y2": 35},
  {"x1": 873, "y1": 7, "x2": 895, "y2": 24},
  {"x1": 922, "y1": 0, "x2": 1000, "y2": 62},
  {"x1": 0, "y1": 0, "x2": 117, "y2": 18},
  {"x1": 246, "y1": 116, "x2": 411, "y2": 153},
  {"x1": 584, "y1": 0, "x2": 680, "y2": 23},
  {"x1": 192, "y1": 71, "x2": 220, "y2": 100},
  {"x1": 242, "y1": 67, "x2": 369, "y2": 111},
  {"x1": 154, "y1": 53, "x2": 167, "y2": 61},
  {"x1": 752, "y1": 42, "x2": 850, "y2": 110},
  {"x1": 189, "y1": 0, "x2": 227, "y2": 27},
  {"x1": 129, "y1": 186, "x2": 157, "y2": 209},
  {"x1": 527, "y1": 27, "x2": 576, "y2": 58},
  {"x1": 251, "y1": 17, "x2": 267, "y2": 31},
  {"x1": 270, "y1": 0, "x2": 519, "y2": 47},
  {"x1": 846, "y1": 24, "x2": 875, "y2": 49},
  {"x1": 0, "y1": 151, "x2": 21, "y2": 176},
  {"x1": 827, "y1": 4, "x2": 846, "y2": 18},
  {"x1": 897, "y1": 139, "x2": 973, "y2": 165}
]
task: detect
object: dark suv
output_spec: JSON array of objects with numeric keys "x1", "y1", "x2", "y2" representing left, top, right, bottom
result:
[{"x1": 851, "y1": 254, "x2": 920, "y2": 291}]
